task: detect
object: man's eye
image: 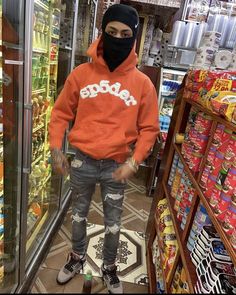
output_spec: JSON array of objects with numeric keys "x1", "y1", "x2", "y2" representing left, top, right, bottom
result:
[
  {"x1": 107, "y1": 31, "x2": 116, "y2": 36},
  {"x1": 123, "y1": 33, "x2": 132, "y2": 38}
]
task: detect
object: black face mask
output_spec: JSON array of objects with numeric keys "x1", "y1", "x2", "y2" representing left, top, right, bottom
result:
[{"x1": 103, "y1": 32, "x2": 136, "y2": 72}]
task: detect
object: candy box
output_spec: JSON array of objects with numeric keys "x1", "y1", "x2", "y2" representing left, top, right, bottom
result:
[
  {"x1": 208, "y1": 261, "x2": 235, "y2": 280},
  {"x1": 201, "y1": 225, "x2": 220, "y2": 243},
  {"x1": 216, "y1": 273, "x2": 236, "y2": 294},
  {"x1": 211, "y1": 123, "x2": 225, "y2": 148},
  {"x1": 197, "y1": 258, "x2": 208, "y2": 277},
  {"x1": 198, "y1": 273, "x2": 212, "y2": 294},
  {"x1": 206, "y1": 240, "x2": 231, "y2": 264}
]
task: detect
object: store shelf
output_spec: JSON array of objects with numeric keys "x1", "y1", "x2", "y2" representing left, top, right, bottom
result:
[
  {"x1": 167, "y1": 45, "x2": 197, "y2": 52},
  {"x1": 33, "y1": 48, "x2": 48, "y2": 54},
  {"x1": 146, "y1": 246, "x2": 156, "y2": 293},
  {"x1": 33, "y1": 123, "x2": 44, "y2": 133},
  {"x1": 184, "y1": 97, "x2": 236, "y2": 131},
  {"x1": 173, "y1": 143, "x2": 236, "y2": 266},
  {"x1": 32, "y1": 154, "x2": 43, "y2": 166},
  {"x1": 34, "y1": 0, "x2": 49, "y2": 11},
  {"x1": 50, "y1": 61, "x2": 58, "y2": 65},
  {"x1": 163, "y1": 182, "x2": 197, "y2": 293},
  {"x1": 60, "y1": 46, "x2": 72, "y2": 51},
  {"x1": 51, "y1": 34, "x2": 60, "y2": 40},
  {"x1": 26, "y1": 210, "x2": 48, "y2": 251},
  {"x1": 42, "y1": 173, "x2": 51, "y2": 187},
  {"x1": 161, "y1": 91, "x2": 177, "y2": 98},
  {"x1": 32, "y1": 88, "x2": 46, "y2": 95},
  {"x1": 135, "y1": 0, "x2": 181, "y2": 8}
]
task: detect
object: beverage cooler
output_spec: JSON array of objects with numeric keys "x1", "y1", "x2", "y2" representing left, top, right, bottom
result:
[
  {"x1": 158, "y1": 68, "x2": 186, "y2": 156},
  {"x1": 0, "y1": 0, "x2": 80, "y2": 293}
]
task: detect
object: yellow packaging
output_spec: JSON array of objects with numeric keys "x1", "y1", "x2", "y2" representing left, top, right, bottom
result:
[
  {"x1": 156, "y1": 198, "x2": 168, "y2": 219},
  {"x1": 211, "y1": 78, "x2": 233, "y2": 92},
  {"x1": 175, "y1": 133, "x2": 185, "y2": 144},
  {"x1": 210, "y1": 91, "x2": 236, "y2": 122},
  {"x1": 163, "y1": 242, "x2": 178, "y2": 282}
]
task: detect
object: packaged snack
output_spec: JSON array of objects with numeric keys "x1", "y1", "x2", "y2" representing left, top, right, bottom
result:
[
  {"x1": 222, "y1": 204, "x2": 236, "y2": 234},
  {"x1": 216, "y1": 273, "x2": 236, "y2": 293},
  {"x1": 159, "y1": 208, "x2": 171, "y2": 232},
  {"x1": 156, "y1": 198, "x2": 168, "y2": 219},
  {"x1": 210, "y1": 92, "x2": 236, "y2": 122}
]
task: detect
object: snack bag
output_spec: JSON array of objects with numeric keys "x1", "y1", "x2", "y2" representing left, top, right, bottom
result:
[
  {"x1": 210, "y1": 92, "x2": 236, "y2": 122},
  {"x1": 156, "y1": 198, "x2": 168, "y2": 220}
]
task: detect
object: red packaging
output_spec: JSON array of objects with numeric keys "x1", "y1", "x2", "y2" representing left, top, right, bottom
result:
[
  {"x1": 189, "y1": 152, "x2": 202, "y2": 173},
  {"x1": 209, "y1": 184, "x2": 222, "y2": 208},
  {"x1": 222, "y1": 167, "x2": 236, "y2": 195},
  {"x1": 202, "y1": 71, "x2": 236, "y2": 93},
  {"x1": 194, "y1": 112, "x2": 213, "y2": 135},
  {"x1": 217, "y1": 129, "x2": 233, "y2": 153},
  {"x1": 224, "y1": 134, "x2": 236, "y2": 161},
  {"x1": 216, "y1": 162, "x2": 230, "y2": 187},
  {"x1": 211, "y1": 124, "x2": 225, "y2": 148},
  {"x1": 205, "y1": 175, "x2": 217, "y2": 199},
  {"x1": 188, "y1": 128, "x2": 199, "y2": 142},
  {"x1": 213, "y1": 193, "x2": 231, "y2": 217},
  {"x1": 222, "y1": 204, "x2": 236, "y2": 235},
  {"x1": 181, "y1": 140, "x2": 193, "y2": 161},
  {"x1": 192, "y1": 134, "x2": 209, "y2": 154},
  {"x1": 211, "y1": 151, "x2": 225, "y2": 177},
  {"x1": 232, "y1": 188, "x2": 236, "y2": 206},
  {"x1": 188, "y1": 187, "x2": 195, "y2": 202},
  {"x1": 200, "y1": 167, "x2": 211, "y2": 189},
  {"x1": 205, "y1": 146, "x2": 217, "y2": 169}
]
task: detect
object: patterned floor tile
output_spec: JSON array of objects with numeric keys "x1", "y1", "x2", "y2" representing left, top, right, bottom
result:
[{"x1": 30, "y1": 177, "x2": 151, "y2": 293}]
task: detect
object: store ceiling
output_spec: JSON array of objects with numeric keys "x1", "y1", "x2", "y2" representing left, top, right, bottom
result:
[{"x1": 120, "y1": 0, "x2": 183, "y2": 31}]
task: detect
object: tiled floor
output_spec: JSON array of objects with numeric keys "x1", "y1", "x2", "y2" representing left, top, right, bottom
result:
[{"x1": 30, "y1": 171, "x2": 152, "y2": 293}]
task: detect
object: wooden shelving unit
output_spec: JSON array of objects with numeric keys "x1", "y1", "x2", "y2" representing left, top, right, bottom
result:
[{"x1": 146, "y1": 81, "x2": 236, "y2": 293}]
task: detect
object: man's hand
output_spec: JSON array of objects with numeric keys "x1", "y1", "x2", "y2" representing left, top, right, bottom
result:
[
  {"x1": 112, "y1": 163, "x2": 135, "y2": 183},
  {"x1": 51, "y1": 148, "x2": 69, "y2": 175}
]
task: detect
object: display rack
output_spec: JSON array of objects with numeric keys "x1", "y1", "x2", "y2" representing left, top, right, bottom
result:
[{"x1": 146, "y1": 78, "x2": 236, "y2": 293}]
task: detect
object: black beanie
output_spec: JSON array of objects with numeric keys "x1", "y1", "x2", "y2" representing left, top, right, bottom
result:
[{"x1": 102, "y1": 4, "x2": 139, "y2": 38}]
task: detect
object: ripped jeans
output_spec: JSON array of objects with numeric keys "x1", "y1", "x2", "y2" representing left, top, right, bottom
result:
[{"x1": 70, "y1": 149, "x2": 126, "y2": 265}]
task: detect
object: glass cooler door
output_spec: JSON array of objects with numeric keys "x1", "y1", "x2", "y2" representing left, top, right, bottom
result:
[
  {"x1": 24, "y1": 0, "x2": 63, "y2": 265},
  {"x1": 56, "y1": 0, "x2": 78, "y2": 201},
  {"x1": 159, "y1": 68, "x2": 186, "y2": 154},
  {"x1": 1, "y1": 0, "x2": 24, "y2": 292}
]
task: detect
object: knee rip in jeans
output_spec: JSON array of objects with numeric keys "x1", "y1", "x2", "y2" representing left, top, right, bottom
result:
[
  {"x1": 72, "y1": 213, "x2": 87, "y2": 223},
  {"x1": 105, "y1": 193, "x2": 123, "y2": 202},
  {"x1": 105, "y1": 224, "x2": 120, "y2": 235}
]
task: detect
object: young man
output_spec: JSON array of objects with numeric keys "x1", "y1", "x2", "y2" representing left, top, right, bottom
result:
[{"x1": 49, "y1": 3, "x2": 159, "y2": 293}]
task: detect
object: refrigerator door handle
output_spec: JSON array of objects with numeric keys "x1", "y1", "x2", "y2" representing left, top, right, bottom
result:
[
  {"x1": 4, "y1": 60, "x2": 24, "y2": 65},
  {"x1": 23, "y1": 106, "x2": 33, "y2": 174}
]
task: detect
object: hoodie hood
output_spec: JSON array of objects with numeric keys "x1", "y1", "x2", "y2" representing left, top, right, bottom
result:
[{"x1": 87, "y1": 35, "x2": 138, "y2": 73}]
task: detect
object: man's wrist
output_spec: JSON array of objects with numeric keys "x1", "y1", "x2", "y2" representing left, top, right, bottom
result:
[{"x1": 126, "y1": 157, "x2": 139, "y2": 173}]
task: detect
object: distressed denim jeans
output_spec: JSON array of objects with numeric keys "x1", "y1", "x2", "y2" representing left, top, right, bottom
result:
[{"x1": 70, "y1": 149, "x2": 126, "y2": 265}]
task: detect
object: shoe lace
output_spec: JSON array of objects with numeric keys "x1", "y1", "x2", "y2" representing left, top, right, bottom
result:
[
  {"x1": 105, "y1": 267, "x2": 120, "y2": 285},
  {"x1": 65, "y1": 254, "x2": 83, "y2": 273}
]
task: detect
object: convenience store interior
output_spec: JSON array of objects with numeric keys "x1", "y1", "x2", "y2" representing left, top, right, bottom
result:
[{"x1": 1, "y1": 0, "x2": 236, "y2": 294}]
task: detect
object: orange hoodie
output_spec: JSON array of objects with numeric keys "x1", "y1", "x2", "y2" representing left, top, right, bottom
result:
[{"x1": 49, "y1": 36, "x2": 159, "y2": 164}]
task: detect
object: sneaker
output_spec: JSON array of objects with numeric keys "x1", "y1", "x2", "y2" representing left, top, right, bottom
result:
[
  {"x1": 100, "y1": 264, "x2": 123, "y2": 293},
  {"x1": 57, "y1": 252, "x2": 86, "y2": 285}
]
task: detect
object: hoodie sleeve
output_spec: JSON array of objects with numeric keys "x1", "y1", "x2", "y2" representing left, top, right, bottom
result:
[
  {"x1": 133, "y1": 78, "x2": 160, "y2": 164},
  {"x1": 48, "y1": 72, "x2": 80, "y2": 150}
]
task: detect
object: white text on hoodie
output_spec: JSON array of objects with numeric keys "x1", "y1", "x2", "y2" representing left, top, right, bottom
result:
[{"x1": 80, "y1": 80, "x2": 137, "y2": 106}]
